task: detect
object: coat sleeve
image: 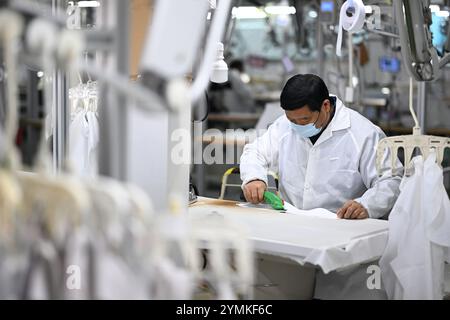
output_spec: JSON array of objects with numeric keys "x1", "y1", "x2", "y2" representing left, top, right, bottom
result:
[
  {"x1": 354, "y1": 128, "x2": 402, "y2": 219},
  {"x1": 239, "y1": 119, "x2": 282, "y2": 187}
]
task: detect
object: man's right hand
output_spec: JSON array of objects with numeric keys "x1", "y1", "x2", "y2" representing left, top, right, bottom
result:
[{"x1": 243, "y1": 180, "x2": 267, "y2": 204}]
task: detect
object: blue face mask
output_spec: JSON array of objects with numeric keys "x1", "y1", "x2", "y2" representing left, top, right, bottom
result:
[{"x1": 290, "y1": 110, "x2": 322, "y2": 138}]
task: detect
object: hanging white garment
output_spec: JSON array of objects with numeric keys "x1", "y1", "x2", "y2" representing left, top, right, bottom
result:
[
  {"x1": 68, "y1": 110, "x2": 99, "y2": 178},
  {"x1": 85, "y1": 111, "x2": 99, "y2": 176},
  {"x1": 94, "y1": 239, "x2": 150, "y2": 300},
  {"x1": 379, "y1": 153, "x2": 450, "y2": 300}
]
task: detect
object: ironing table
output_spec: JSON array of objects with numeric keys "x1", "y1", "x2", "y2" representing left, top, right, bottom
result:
[{"x1": 189, "y1": 197, "x2": 388, "y2": 274}]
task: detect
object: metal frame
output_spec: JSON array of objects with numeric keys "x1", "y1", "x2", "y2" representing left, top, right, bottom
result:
[
  {"x1": 51, "y1": 0, "x2": 69, "y2": 173},
  {"x1": 97, "y1": 0, "x2": 130, "y2": 181}
]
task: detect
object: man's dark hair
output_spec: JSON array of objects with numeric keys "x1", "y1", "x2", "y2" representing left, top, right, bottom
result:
[{"x1": 280, "y1": 74, "x2": 330, "y2": 112}]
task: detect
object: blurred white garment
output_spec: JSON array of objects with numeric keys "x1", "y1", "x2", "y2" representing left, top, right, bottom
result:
[
  {"x1": 94, "y1": 240, "x2": 150, "y2": 300},
  {"x1": 379, "y1": 154, "x2": 450, "y2": 300},
  {"x1": 68, "y1": 110, "x2": 99, "y2": 177},
  {"x1": 150, "y1": 257, "x2": 194, "y2": 300}
]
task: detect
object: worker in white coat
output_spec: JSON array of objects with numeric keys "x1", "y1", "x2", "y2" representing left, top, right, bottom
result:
[{"x1": 240, "y1": 74, "x2": 401, "y2": 219}]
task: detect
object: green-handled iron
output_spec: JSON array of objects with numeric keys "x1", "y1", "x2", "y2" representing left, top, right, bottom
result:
[{"x1": 263, "y1": 191, "x2": 285, "y2": 211}]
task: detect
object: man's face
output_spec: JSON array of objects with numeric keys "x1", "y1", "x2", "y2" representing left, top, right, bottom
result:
[{"x1": 285, "y1": 99, "x2": 331, "y2": 128}]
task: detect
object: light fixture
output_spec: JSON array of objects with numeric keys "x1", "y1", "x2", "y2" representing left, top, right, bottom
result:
[
  {"x1": 240, "y1": 73, "x2": 251, "y2": 84},
  {"x1": 232, "y1": 7, "x2": 267, "y2": 19},
  {"x1": 381, "y1": 87, "x2": 391, "y2": 95},
  {"x1": 77, "y1": 1, "x2": 100, "y2": 8},
  {"x1": 308, "y1": 10, "x2": 318, "y2": 19},
  {"x1": 210, "y1": 42, "x2": 228, "y2": 83},
  {"x1": 436, "y1": 10, "x2": 449, "y2": 18},
  {"x1": 264, "y1": 6, "x2": 296, "y2": 15},
  {"x1": 37, "y1": 71, "x2": 44, "y2": 78},
  {"x1": 430, "y1": 5, "x2": 440, "y2": 13}
]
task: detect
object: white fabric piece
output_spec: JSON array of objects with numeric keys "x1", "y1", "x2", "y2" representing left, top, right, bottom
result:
[
  {"x1": 283, "y1": 202, "x2": 337, "y2": 219},
  {"x1": 237, "y1": 201, "x2": 336, "y2": 219},
  {"x1": 379, "y1": 154, "x2": 450, "y2": 300},
  {"x1": 240, "y1": 96, "x2": 402, "y2": 219},
  {"x1": 304, "y1": 231, "x2": 388, "y2": 274},
  {"x1": 68, "y1": 110, "x2": 99, "y2": 178}
]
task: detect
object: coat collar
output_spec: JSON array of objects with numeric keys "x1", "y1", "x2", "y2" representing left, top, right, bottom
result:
[{"x1": 314, "y1": 96, "x2": 351, "y2": 146}]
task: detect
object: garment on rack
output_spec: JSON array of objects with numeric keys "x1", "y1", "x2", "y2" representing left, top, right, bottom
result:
[
  {"x1": 93, "y1": 237, "x2": 150, "y2": 300},
  {"x1": 29, "y1": 227, "x2": 152, "y2": 300},
  {"x1": 0, "y1": 248, "x2": 31, "y2": 299},
  {"x1": 379, "y1": 154, "x2": 450, "y2": 300},
  {"x1": 69, "y1": 110, "x2": 99, "y2": 178}
]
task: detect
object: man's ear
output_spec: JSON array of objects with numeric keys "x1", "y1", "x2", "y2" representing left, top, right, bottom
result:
[{"x1": 322, "y1": 99, "x2": 331, "y2": 112}]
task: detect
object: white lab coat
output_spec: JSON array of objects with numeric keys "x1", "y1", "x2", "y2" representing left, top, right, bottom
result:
[
  {"x1": 240, "y1": 97, "x2": 401, "y2": 218},
  {"x1": 379, "y1": 154, "x2": 450, "y2": 300}
]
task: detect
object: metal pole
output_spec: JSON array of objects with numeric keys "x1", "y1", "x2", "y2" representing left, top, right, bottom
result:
[
  {"x1": 25, "y1": 70, "x2": 39, "y2": 166},
  {"x1": 52, "y1": 0, "x2": 68, "y2": 173},
  {"x1": 53, "y1": 69, "x2": 68, "y2": 172},
  {"x1": 317, "y1": 21, "x2": 324, "y2": 79},
  {"x1": 417, "y1": 81, "x2": 426, "y2": 134},
  {"x1": 98, "y1": 0, "x2": 129, "y2": 180},
  {"x1": 115, "y1": 0, "x2": 129, "y2": 181}
]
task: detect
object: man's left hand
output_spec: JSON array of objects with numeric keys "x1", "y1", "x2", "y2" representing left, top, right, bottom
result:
[{"x1": 337, "y1": 200, "x2": 369, "y2": 219}]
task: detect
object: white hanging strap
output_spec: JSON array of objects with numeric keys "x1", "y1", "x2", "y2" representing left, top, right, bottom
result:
[
  {"x1": 77, "y1": 70, "x2": 83, "y2": 85},
  {"x1": 408, "y1": 78, "x2": 421, "y2": 135},
  {"x1": 84, "y1": 51, "x2": 92, "y2": 83}
]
